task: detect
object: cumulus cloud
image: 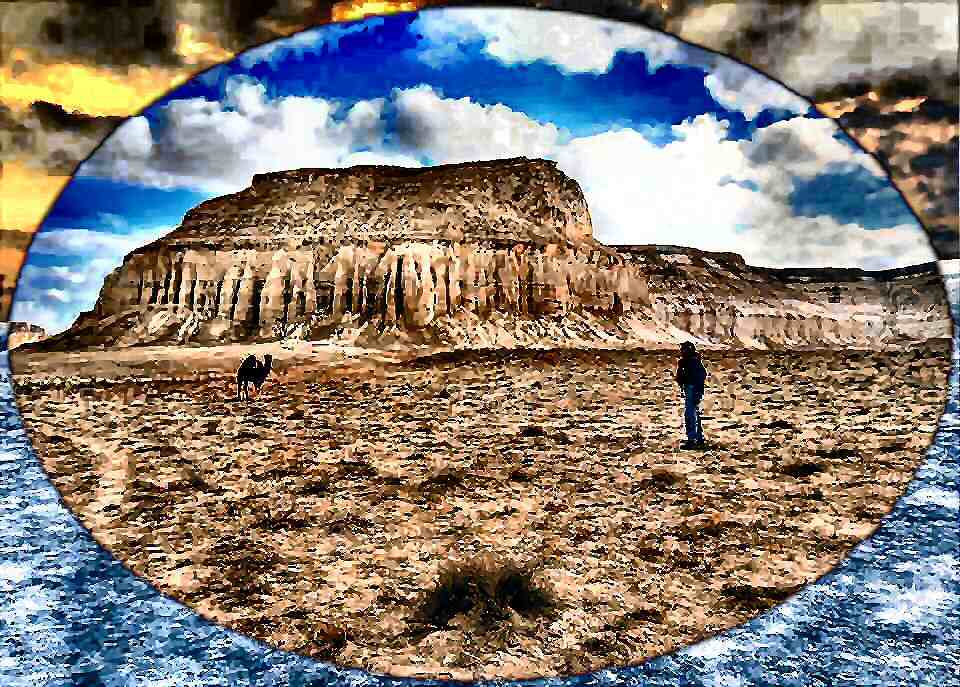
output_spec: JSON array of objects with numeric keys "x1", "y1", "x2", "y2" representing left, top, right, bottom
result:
[
  {"x1": 14, "y1": 225, "x2": 175, "y2": 333},
  {"x1": 44, "y1": 288, "x2": 70, "y2": 303},
  {"x1": 44, "y1": 266, "x2": 87, "y2": 285},
  {"x1": 703, "y1": 61, "x2": 811, "y2": 121},
  {"x1": 393, "y1": 85, "x2": 562, "y2": 164},
  {"x1": 411, "y1": 7, "x2": 814, "y2": 121},
  {"x1": 27, "y1": 227, "x2": 169, "y2": 257},
  {"x1": 12, "y1": 256, "x2": 136, "y2": 334},
  {"x1": 551, "y1": 122, "x2": 779, "y2": 251},
  {"x1": 411, "y1": 8, "x2": 690, "y2": 74},
  {"x1": 740, "y1": 216, "x2": 933, "y2": 270},
  {"x1": 546, "y1": 117, "x2": 788, "y2": 259},
  {"x1": 80, "y1": 76, "x2": 399, "y2": 194},
  {"x1": 8, "y1": 300, "x2": 72, "y2": 336},
  {"x1": 738, "y1": 116, "x2": 884, "y2": 198},
  {"x1": 779, "y1": 1, "x2": 958, "y2": 94}
]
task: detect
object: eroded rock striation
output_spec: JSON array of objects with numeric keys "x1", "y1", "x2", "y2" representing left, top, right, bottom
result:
[{"x1": 33, "y1": 157, "x2": 953, "y2": 351}]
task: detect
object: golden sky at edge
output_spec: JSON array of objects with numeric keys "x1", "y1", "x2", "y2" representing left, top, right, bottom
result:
[{"x1": 0, "y1": 161, "x2": 72, "y2": 233}]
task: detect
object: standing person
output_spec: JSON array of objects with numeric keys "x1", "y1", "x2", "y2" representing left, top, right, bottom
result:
[{"x1": 675, "y1": 341, "x2": 707, "y2": 449}]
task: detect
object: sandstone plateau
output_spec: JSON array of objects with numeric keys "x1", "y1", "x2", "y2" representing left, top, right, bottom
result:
[{"x1": 30, "y1": 157, "x2": 953, "y2": 352}]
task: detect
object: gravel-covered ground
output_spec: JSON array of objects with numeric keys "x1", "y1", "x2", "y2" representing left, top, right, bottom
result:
[{"x1": 11, "y1": 343, "x2": 952, "y2": 680}]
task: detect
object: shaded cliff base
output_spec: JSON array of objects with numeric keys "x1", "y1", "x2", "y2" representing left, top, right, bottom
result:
[
  {"x1": 22, "y1": 303, "x2": 956, "y2": 361},
  {"x1": 13, "y1": 341, "x2": 951, "y2": 680}
]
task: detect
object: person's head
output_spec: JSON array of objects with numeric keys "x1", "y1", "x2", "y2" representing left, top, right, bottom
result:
[{"x1": 680, "y1": 341, "x2": 696, "y2": 356}]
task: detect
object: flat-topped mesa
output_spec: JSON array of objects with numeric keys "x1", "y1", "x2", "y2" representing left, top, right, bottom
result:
[
  {"x1": 44, "y1": 157, "x2": 613, "y2": 348},
  {"x1": 150, "y1": 157, "x2": 597, "y2": 251},
  {"x1": 30, "y1": 157, "x2": 953, "y2": 351}
]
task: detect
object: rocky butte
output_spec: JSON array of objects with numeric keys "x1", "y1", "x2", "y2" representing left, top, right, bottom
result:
[{"x1": 33, "y1": 157, "x2": 953, "y2": 352}]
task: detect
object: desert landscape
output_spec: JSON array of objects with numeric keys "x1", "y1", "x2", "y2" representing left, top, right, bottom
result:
[
  {"x1": 9, "y1": 157, "x2": 955, "y2": 679},
  {"x1": 11, "y1": 341, "x2": 952, "y2": 679}
]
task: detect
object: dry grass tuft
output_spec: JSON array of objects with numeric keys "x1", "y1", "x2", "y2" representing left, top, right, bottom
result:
[{"x1": 414, "y1": 557, "x2": 558, "y2": 631}]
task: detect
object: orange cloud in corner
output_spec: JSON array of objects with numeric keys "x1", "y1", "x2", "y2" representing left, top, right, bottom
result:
[
  {"x1": 332, "y1": 1, "x2": 422, "y2": 23},
  {"x1": 1, "y1": 50, "x2": 194, "y2": 117},
  {"x1": 175, "y1": 23, "x2": 236, "y2": 66}
]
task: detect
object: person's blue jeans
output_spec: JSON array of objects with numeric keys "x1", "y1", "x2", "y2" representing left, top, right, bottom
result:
[{"x1": 683, "y1": 384, "x2": 704, "y2": 444}]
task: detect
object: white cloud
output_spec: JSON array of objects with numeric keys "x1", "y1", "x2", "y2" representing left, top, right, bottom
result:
[
  {"x1": 411, "y1": 7, "x2": 814, "y2": 121},
  {"x1": 45, "y1": 266, "x2": 87, "y2": 285},
  {"x1": 396, "y1": 85, "x2": 932, "y2": 268},
  {"x1": 109, "y1": 115, "x2": 153, "y2": 158},
  {"x1": 44, "y1": 289, "x2": 70, "y2": 303},
  {"x1": 704, "y1": 61, "x2": 811, "y2": 121},
  {"x1": 393, "y1": 84, "x2": 561, "y2": 164},
  {"x1": 558, "y1": 114, "x2": 932, "y2": 268},
  {"x1": 81, "y1": 76, "x2": 397, "y2": 194},
  {"x1": 388, "y1": 86, "x2": 930, "y2": 269},
  {"x1": 738, "y1": 216, "x2": 934, "y2": 270},
  {"x1": 8, "y1": 300, "x2": 71, "y2": 335},
  {"x1": 745, "y1": 117, "x2": 869, "y2": 175},
  {"x1": 736, "y1": 116, "x2": 882, "y2": 198},
  {"x1": 27, "y1": 227, "x2": 169, "y2": 257},
  {"x1": 411, "y1": 8, "x2": 691, "y2": 74},
  {"x1": 223, "y1": 78, "x2": 269, "y2": 117},
  {"x1": 676, "y1": 2, "x2": 749, "y2": 46},
  {"x1": 550, "y1": 122, "x2": 776, "y2": 249},
  {"x1": 14, "y1": 230, "x2": 174, "y2": 334}
]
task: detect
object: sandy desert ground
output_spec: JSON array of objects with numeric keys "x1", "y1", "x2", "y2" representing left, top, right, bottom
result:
[{"x1": 10, "y1": 341, "x2": 952, "y2": 679}]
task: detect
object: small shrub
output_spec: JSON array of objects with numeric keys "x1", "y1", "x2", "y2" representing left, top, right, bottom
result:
[{"x1": 413, "y1": 557, "x2": 557, "y2": 630}]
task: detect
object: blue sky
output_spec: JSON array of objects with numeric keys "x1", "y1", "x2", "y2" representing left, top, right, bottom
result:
[{"x1": 12, "y1": 8, "x2": 936, "y2": 333}]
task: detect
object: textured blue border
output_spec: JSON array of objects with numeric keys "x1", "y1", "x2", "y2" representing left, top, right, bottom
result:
[{"x1": 1, "y1": 311, "x2": 957, "y2": 687}]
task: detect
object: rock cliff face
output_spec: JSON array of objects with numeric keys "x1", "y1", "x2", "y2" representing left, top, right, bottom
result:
[{"x1": 34, "y1": 157, "x2": 953, "y2": 352}]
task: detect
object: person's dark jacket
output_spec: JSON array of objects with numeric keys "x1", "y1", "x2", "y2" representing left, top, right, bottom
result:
[{"x1": 676, "y1": 352, "x2": 707, "y2": 390}]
